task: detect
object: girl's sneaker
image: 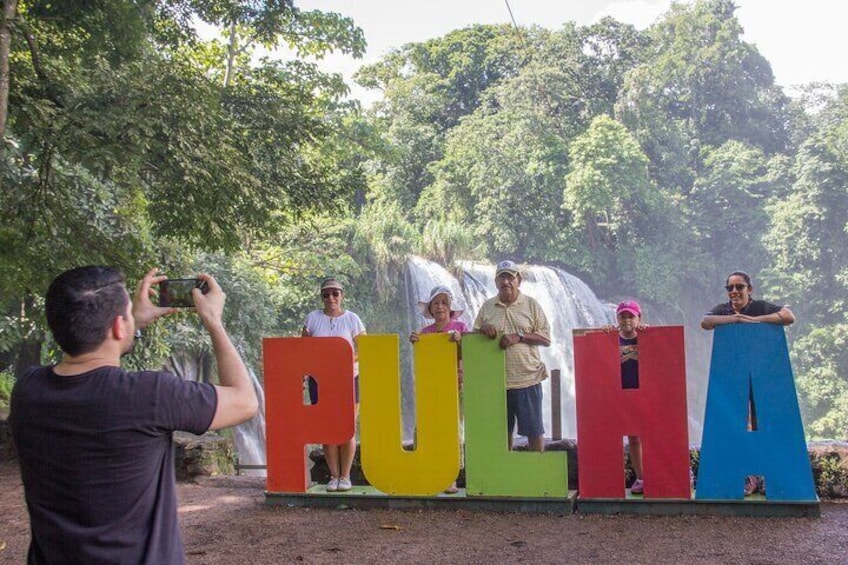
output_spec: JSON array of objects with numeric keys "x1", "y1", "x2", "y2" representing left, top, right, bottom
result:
[
  {"x1": 630, "y1": 478, "x2": 644, "y2": 494},
  {"x1": 337, "y1": 477, "x2": 352, "y2": 491},
  {"x1": 326, "y1": 477, "x2": 340, "y2": 492}
]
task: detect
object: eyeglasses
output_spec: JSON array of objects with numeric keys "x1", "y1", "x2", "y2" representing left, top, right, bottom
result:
[
  {"x1": 725, "y1": 284, "x2": 749, "y2": 292},
  {"x1": 321, "y1": 290, "x2": 341, "y2": 299}
]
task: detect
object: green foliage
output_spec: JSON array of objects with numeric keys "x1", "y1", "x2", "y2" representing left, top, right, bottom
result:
[
  {"x1": 352, "y1": 201, "x2": 418, "y2": 299},
  {"x1": 0, "y1": 0, "x2": 368, "y2": 376},
  {"x1": 564, "y1": 115, "x2": 651, "y2": 235},
  {"x1": 792, "y1": 324, "x2": 848, "y2": 440},
  {"x1": 420, "y1": 217, "x2": 476, "y2": 270},
  {"x1": 0, "y1": 370, "x2": 14, "y2": 411},
  {"x1": 810, "y1": 451, "x2": 848, "y2": 498},
  {"x1": 687, "y1": 140, "x2": 773, "y2": 283},
  {"x1": 562, "y1": 115, "x2": 683, "y2": 298}
]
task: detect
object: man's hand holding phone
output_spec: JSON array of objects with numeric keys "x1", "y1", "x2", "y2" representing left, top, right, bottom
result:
[
  {"x1": 158, "y1": 278, "x2": 209, "y2": 308},
  {"x1": 191, "y1": 274, "x2": 226, "y2": 332}
]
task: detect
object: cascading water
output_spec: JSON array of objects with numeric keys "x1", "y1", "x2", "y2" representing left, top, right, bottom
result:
[
  {"x1": 406, "y1": 256, "x2": 614, "y2": 440},
  {"x1": 231, "y1": 367, "x2": 267, "y2": 472},
  {"x1": 168, "y1": 351, "x2": 267, "y2": 474}
]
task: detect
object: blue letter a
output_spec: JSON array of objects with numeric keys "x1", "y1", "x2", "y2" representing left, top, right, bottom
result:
[{"x1": 696, "y1": 324, "x2": 816, "y2": 501}]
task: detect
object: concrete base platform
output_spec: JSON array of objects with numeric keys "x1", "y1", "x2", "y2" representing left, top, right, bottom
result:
[
  {"x1": 266, "y1": 485, "x2": 577, "y2": 514},
  {"x1": 266, "y1": 487, "x2": 819, "y2": 517},
  {"x1": 576, "y1": 490, "x2": 821, "y2": 517}
]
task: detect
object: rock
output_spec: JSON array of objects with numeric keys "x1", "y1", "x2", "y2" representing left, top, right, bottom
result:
[{"x1": 173, "y1": 432, "x2": 235, "y2": 481}]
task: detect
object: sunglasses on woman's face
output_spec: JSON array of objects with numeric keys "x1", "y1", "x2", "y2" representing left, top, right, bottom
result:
[
  {"x1": 321, "y1": 290, "x2": 341, "y2": 299},
  {"x1": 725, "y1": 284, "x2": 749, "y2": 292}
]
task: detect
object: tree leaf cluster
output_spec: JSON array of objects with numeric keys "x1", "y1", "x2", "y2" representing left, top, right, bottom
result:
[{"x1": 0, "y1": 0, "x2": 369, "y2": 376}]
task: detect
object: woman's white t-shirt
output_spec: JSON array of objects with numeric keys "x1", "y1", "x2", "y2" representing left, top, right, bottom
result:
[{"x1": 303, "y1": 310, "x2": 366, "y2": 375}]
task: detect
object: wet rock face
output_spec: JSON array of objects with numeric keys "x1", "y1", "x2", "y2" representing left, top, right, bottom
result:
[{"x1": 174, "y1": 432, "x2": 235, "y2": 481}]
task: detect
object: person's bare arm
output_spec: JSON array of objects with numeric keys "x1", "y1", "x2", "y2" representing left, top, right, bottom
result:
[
  {"x1": 700, "y1": 314, "x2": 745, "y2": 330},
  {"x1": 702, "y1": 306, "x2": 794, "y2": 329},
  {"x1": 498, "y1": 331, "x2": 551, "y2": 349},
  {"x1": 193, "y1": 274, "x2": 258, "y2": 431},
  {"x1": 754, "y1": 306, "x2": 795, "y2": 326}
]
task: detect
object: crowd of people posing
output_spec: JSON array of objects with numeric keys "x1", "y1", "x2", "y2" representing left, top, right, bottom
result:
[{"x1": 301, "y1": 262, "x2": 795, "y2": 494}]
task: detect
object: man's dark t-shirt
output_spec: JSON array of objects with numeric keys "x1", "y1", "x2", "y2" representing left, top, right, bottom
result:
[
  {"x1": 9, "y1": 366, "x2": 218, "y2": 565},
  {"x1": 707, "y1": 299, "x2": 783, "y2": 317}
]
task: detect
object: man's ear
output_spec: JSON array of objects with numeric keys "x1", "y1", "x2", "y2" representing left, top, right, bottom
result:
[{"x1": 111, "y1": 315, "x2": 128, "y2": 340}]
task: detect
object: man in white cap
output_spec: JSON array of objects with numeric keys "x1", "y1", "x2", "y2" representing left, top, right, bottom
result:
[{"x1": 474, "y1": 260, "x2": 551, "y2": 451}]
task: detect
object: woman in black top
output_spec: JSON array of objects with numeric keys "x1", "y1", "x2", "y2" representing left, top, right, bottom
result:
[
  {"x1": 700, "y1": 271, "x2": 795, "y2": 330},
  {"x1": 699, "y1": 270, "x2": 795, "y2": 495}
]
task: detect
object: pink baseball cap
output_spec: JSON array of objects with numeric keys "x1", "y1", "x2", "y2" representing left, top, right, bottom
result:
[{"x1": 616, "y1": 300, "x2": 642, "y2": 317}]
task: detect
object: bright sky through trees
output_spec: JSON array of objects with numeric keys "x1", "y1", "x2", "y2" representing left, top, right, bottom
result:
[{"x1": 291, "y1": 0, "x2": 847, "y2": 105}]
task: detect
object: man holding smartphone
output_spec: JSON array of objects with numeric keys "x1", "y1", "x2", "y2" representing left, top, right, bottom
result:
[{"x1": 9, "y1": 267, "x2": 258, "y2": 564}]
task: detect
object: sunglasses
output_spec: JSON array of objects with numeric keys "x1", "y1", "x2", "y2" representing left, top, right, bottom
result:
[
  {"x1": 321, "y1": 290, "x2": 341, "y2": 298},
  {"x1": 725, "y1": 284, "x2": 749, "y2": 292}
]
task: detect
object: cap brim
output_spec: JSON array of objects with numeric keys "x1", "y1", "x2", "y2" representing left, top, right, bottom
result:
[{"x1": 617, "y1": 308, "x2": 640, "y2": 317}]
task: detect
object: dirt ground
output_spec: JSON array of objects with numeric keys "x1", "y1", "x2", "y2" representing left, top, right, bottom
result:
[{"x1": 3, "y1": 460, "x2": 848, "y2": 565}]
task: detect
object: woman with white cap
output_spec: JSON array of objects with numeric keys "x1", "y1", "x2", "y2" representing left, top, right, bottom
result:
[
  {"x1": 409, "y1": 285, "x2": 468, "y2": 345},
  {"x1": 302, "y1": 277, "x2": 366, "y2": 492},
  {"x1": 409, "y1": 285, "x2": 468, "y2": 493}
]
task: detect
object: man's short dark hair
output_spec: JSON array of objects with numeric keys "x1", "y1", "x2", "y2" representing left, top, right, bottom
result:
[{"x1": 46, "y1": 266, "x2": 129, "y2": 356}]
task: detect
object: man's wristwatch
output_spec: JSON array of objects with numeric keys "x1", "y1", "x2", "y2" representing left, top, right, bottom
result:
[{"x1": 517, "y1": 330, "x2": 525, "y2": 342}]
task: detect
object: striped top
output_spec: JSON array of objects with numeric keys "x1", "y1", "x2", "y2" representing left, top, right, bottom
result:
[{"x1": 473, "y1": 292, "x2": 550, "y2": 389}]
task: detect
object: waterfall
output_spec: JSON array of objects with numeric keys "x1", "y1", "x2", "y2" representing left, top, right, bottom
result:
[
  {"x1": 167, "y1": 352, "x2": 267, "y2": 474},
  {"x1": 231, "y1": 367, "x2": 267, "y2": 472},
  {"x1": 406, "y1": 256, "x2": 615, "y2": 439}
]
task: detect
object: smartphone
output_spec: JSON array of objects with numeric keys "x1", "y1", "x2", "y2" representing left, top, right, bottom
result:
[{"x1": 158, "y1": 278, "x2": 209, "y2": 308}]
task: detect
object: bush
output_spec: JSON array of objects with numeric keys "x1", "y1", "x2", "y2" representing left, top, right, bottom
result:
[{"x1": 0, "y1": 370, "x2": 14, "y2": 414}]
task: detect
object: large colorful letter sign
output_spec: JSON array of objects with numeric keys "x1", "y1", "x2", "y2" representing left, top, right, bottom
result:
[
  {"x1": 264, "y1": 337, "x2": 355, "y2": 493},
  {"x1": 574, "y1": 327, "x2": 690, "y2": 499},
  {"x1": 463, "y1": 334, "x2": 569, "y2": 497},
  {"x1": 696, "y1": 324, "x2": 816, "y2": 501},
  {"x1": 358, "y1": 334, "x2": 461, "y2": 495}
]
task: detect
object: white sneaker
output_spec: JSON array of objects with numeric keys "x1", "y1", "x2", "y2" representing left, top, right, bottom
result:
[
  {"x1": 337, "y1": 477, "x2": 352, "y2": 491},
  {"x1": 326, "y1": 477, "x2": 340, "y2": 492}
]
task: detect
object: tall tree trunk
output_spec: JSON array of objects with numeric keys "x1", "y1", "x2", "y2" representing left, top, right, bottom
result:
[{"x1": 0, "y1": 0, "x2": 18, "y2": 145}]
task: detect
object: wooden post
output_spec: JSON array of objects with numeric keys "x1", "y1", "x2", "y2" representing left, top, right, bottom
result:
[{"x1": 551, "y1": 369, "x2": 562, "y2": 441}]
